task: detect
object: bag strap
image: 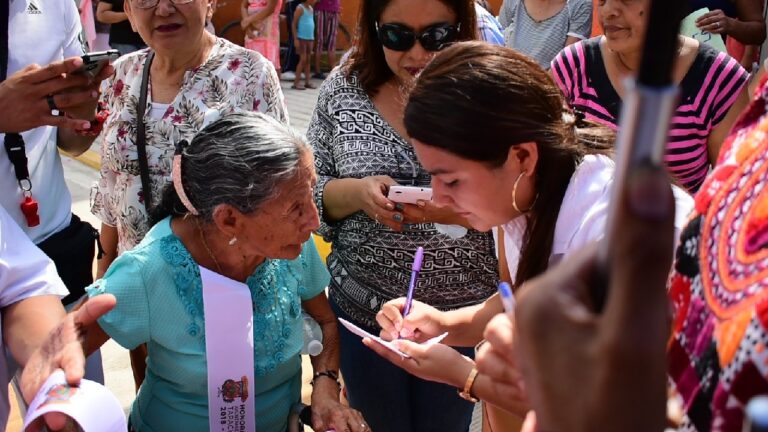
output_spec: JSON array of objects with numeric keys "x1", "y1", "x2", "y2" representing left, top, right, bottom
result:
[
  {"x1": 136, "y1": 50, "x2": 155, "y2": 213},
  {"x1": 1, "y1": 3, "x2": 33, "y2": 202}
]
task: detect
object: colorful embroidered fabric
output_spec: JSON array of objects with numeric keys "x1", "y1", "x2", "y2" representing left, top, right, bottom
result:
[{"x1": 668, "y1": 73, "x2": 768, "y2": 431}]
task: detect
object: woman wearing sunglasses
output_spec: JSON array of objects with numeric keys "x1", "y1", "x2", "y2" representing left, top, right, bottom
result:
[{"x1": 307, "y1": 1, "x2": 499, "y2": 431}]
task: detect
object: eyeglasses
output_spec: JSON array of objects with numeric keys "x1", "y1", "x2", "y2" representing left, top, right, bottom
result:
[
  {"x1": 132, "y1": 0, "x2": 195, "y2": 9},
  {"x1": 376, "y1": 22, "x2": 461, "y2": 52}
]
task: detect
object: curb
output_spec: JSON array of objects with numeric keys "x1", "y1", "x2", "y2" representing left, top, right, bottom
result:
[{"x1": 62, "y1": 148, "x2": 100, "y2": 170}]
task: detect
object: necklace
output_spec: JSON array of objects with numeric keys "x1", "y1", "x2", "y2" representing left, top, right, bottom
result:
[
  {"x1": 614, "y1": 39, "x2": 685, "y2": 73},
  {"x1": 195, "y1": 217, "x2": 224, "y2": 274},
  {"x1": 615, "y1": 51, "x2": 636, "y2": 72}
]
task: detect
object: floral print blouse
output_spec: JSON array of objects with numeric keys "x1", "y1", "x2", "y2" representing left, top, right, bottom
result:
[{"x1": 90, "y1": 38, "x2": 288, "y2": 253}]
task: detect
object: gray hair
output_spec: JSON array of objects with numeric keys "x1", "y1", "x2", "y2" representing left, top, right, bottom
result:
[{"x1": 152, "y1": 112, "x2": 311, "y2": 223}]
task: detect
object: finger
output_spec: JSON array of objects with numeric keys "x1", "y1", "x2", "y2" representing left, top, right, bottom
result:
[
  {"x1": 521, "y1": 411, "x2": 537, "y2": 432},
  {"x1": 695, "y1": 11, "x2": 717, "y2": 23},
  {"x1": 26, "y1": 57, "x2": 84, "y2": 84},
  {"x1": 33, "y1": 114, "x2": 91, "y2": 131},
  {"x1": 392, "y1": 339, "x2": 427, "y2": 360},
  {"x1": 50, "y1": 89, "x2": 99, "y2": 111},
  {"x1": 377, "y1": 303, "x2": 404, "y2": 340},
  {"x1": 73, "y1": 294, "x2": 117, "y2": 327},
  {"x1": 362, "y1": 337, "x2": 415, "y2": 366},
  {"x1": 371, "y1": 209, "x2": 404, "y2": 231},
  {"x1": 43, "y1": 412, "x2": 71, "y2": 431},
  {"x1": 59, "y1": 341, "x2": 86, "y2": 385},
  {"x1": 476, "y1": 344, "x2": 522, "y2": 385},
  {"x1": 482, "y1": 313, "x2": 517, "y2": 363},
  {"x1": 92, "y1": 63, "x2": 116, "y2": 84},
  {"x1": 36, "y1": 74, "x2": 92, "y2": 99}
]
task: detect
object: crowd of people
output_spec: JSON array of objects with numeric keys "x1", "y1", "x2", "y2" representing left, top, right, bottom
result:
[{"x1": 2, "y1": 0, "x2": 768, "y2": 431}]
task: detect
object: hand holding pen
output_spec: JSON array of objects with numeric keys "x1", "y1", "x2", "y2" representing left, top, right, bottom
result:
[
  {"x1": 475, "y1": 282, "x2": 526, "y2": 409},
  {"x1": 376, "y1": 247, "x2": 448, "y2": 342}
]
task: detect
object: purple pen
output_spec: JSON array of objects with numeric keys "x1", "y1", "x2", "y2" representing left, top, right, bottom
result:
[{"x1": 402, "y1": 247, "x2": 424, "y2": 317}]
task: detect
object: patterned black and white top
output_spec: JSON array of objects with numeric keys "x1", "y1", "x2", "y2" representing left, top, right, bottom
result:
[{"x1": 308, "y1": 69, "x2": 499, "y2": 330}]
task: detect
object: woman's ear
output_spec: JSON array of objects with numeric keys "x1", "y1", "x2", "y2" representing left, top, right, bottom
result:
[
  {"x1": 504, "y1": 142, "x2": 539, "y2": 177},
  {"x1": 124, "y1": 0, "x2": 139, "y2": 32},
  {"x1": 207, "y1": 0, "x2": 217, "y2": 20},
  {"x1": 211, "y1": 204, "x2": 241, "y2": 239}
]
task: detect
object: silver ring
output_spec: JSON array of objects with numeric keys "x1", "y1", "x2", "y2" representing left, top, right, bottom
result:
[
  {"x1": 716, "y1": 22, "x2": 721, "y2": 29},
  {"x1": 46, "y1": 94, "x2": 58, "y2": 112}
]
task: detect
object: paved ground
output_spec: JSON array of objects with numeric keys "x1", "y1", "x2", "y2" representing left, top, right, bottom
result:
[{"x1": 7, "y1": 78, "x2": 323, "y2": 430}]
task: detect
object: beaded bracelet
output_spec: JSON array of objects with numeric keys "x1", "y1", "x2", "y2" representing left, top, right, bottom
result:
[{"x1": 311, "y1": 370, "x2": 340, "y2": 387}]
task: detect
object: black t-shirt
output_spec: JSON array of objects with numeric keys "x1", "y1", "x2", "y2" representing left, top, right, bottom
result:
[{"x1": 102, "y1": 0, "x2": 145, "y2": 47}]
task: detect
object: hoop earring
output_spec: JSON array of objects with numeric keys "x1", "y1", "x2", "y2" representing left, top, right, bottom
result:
[
  {"x1": 512, "y1": 172, "x2": 537, "y2": 214},
  {"x1": 228, "y1": 237, "x2": 237, "y2": 246}
]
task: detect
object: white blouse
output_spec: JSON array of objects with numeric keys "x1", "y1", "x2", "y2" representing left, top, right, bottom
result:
[{"x1": 495, "y1": 154, "x2": 694, "y2": 282}]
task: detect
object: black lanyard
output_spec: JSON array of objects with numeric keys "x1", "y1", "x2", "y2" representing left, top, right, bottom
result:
[{"x1": 2, "y1": 0, "x2": 39, "y2": 227}]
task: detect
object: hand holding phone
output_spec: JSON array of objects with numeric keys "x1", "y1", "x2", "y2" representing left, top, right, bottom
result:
[{"x1": 73, "y1": 50, "x2": 120, "y2": 80}]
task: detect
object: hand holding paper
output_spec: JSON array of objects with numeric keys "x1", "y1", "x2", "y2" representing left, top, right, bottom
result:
[
  {"x1": 339, "y1": 318, "x2": 447, "y2": 358},
  {"x1": 681, "y1": 8, "x2": 727, "y2": 53},
  {"x1": 23, "y1": 369, "x2": 126, "y2": 432}
]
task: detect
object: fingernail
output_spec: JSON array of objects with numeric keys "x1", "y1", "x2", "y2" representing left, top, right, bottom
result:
[
  {"x1": 393, "y1": 213, "x2": 403, "y2": 222},
  {"x1": 385, "y1": 203, "x2": 394, "y2": 211},
  {"x1": 400, "y1": 328, "x2": 413, "y2": 338},
  {"x1": 394, "y1": 203, "x2": 404, "y2": 211},
  {"x1": 81, "y1": 121, "x2": 91, "y2": 129},
  {"x1": 417, "y1": 200, "x2": 426, "y2": 208},
  {"x1": 628, "y1": 165, "x2": 672, "y2": 220}
]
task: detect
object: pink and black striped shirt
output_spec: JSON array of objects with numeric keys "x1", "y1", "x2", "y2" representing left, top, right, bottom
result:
[{"x1": 551, "y1": 38, "x2": 749, "y2": 193}]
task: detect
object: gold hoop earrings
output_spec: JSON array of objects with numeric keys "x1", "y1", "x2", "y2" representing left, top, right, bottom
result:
[{"x1": 512, "y1": 171, "x2": 537, "y2": 214}]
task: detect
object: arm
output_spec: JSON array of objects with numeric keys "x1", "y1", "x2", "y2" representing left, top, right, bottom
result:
[
  {"x1": 697, "y1": 0, "x2": 766, "y2": 45},
  {"x1": 304, "y1": 293, "x2": 369, "y2": 432},
  {"x1": 292, "y1": 5, "x2": 303, "y2": 42},
  {"x1": 498, "y1": 0, "x2": 515, "y2": 30},
  {"x1": 245, "y1": 0, "x2": 280, "y2": 28},
  {"x1": 57, "y1": 128, "x2": 98, "y2": 156},
  {"x1": 707, "y1": 84, "x2": 750, "y2": 165},
  {"x1": 729, "y1": 0, "x2": 767, "y2": 45},
  {"x1": 96, "y1": 223, "x2": 118, "y2": 279},
  {"x1": 96, "y1": 1, "x2": 128, "y2": 24},
  {"x1": 740, "y1": 44, "x2": 758, "y2": 70},
  {"x1": 3, "y1": 296, "x2": 66, "y2": 368}
]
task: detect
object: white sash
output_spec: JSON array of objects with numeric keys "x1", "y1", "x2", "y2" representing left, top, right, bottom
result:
[{"x1": 201, "y1": 266, "x2": 256, "y2": 432}]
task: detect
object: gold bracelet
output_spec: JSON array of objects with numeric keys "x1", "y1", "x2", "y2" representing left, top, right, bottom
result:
[{"x1": 458, "y1": 366, "x2": 479, "y2": 402}]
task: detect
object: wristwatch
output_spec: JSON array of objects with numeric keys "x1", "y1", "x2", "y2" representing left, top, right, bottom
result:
[{"x1": 458, "y1": 367, "x2": 479, "y2": 403}]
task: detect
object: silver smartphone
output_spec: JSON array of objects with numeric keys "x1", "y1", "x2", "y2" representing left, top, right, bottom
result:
[{"x1": 74, "y1": 50, "x2": 120, "y2": 79}]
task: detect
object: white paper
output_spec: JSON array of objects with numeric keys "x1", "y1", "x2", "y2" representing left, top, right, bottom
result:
[
  {"x1": 338, "y1": 318, "x2": 449, "y2": 358},
  {"x1": 23, "y1": 369, "x2": 126, "y2": 432},
  {"x1": 680, "y1": 8, "x2": 728, "y2": 53}
]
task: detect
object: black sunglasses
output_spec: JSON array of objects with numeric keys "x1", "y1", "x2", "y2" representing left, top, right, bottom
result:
[{"x1": 376, "y1": 22, "x2": 461, "y2": 52}]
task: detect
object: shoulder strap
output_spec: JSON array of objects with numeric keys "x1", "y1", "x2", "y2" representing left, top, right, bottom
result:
[{"x1": 136, "y1": 50, "x2": 155, "y2": 213}]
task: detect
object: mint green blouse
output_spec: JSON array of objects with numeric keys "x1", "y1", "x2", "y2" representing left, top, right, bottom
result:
[{"x1": 87, "y1": 217, "x2": 329, "y2": 432}]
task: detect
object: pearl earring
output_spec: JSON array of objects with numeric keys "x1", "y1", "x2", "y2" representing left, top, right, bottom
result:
[{"x1": 228, "y1": 237, "x2": 237, "y2": 246}]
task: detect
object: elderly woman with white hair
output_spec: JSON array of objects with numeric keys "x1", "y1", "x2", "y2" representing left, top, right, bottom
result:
[{"x1": 82, "y1": 113, "x2": 369, "y2": 432}]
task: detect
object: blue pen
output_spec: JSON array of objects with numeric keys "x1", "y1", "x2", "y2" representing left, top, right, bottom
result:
[
  {"x1": 402, "y1": 247, "x2": 424, "y2": 317},
  {"x1": 498, "y1": 282, "x2": 516, "y2": 314}
]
